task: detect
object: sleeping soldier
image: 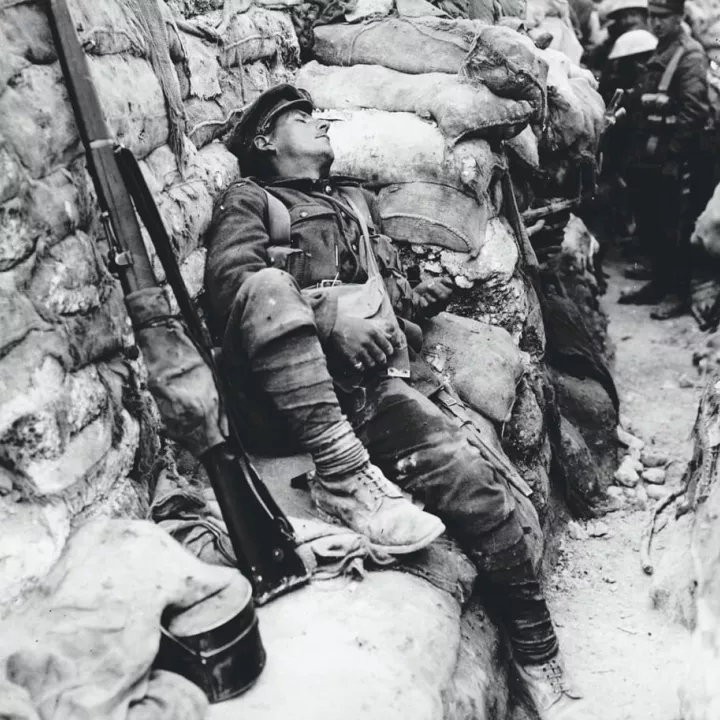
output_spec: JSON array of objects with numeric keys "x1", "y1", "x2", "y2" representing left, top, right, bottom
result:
[{"x1": 204, "y1": 84, "x2": 585, "y2": 719}]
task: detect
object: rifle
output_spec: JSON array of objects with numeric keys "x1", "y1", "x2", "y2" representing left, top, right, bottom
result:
[{"x1": 46, "y1": 0, "x2": 309, "y2": 605}]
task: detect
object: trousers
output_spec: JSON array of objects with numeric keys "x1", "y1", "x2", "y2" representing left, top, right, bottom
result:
[{"x1": 221, "y1": 268, "x2": 558, "y2": 664}]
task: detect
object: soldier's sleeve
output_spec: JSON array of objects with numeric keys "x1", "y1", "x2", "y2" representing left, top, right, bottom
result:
[
  {"x1": 204, "y1": 181, "x2": 337, "y2": 340},
  {"x1": 671, "y1": 48, "x2": 709, "y2": 156}
]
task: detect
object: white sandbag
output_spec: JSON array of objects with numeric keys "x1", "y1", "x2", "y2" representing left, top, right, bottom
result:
[
  {"x1": 198, "y1": 7, "x2": 300, "y2": 67},
  {"x1": 313, "y1": 17, "x2": 483, "y2": 72},
  {"x1": 692, "y1": 182, "x2": 720, "y2": 258},
  {"x1": 324, "y1": 109, "x2": 503, "y2": 203},
  {"x1": 0, "y1": 56, "x2": 168, "y2": 178},
  {"x1": 439, "y1": 216, "x2": 519, "y2": 285},
  {"x1": 140, "y1": 141, "x2": 239, "y2": 265},
  {"x1": 537, "y1": 48, "x2": 604, "y2": 158},
  {"x1": 345, "y1": 0, "x2": 395, "y2": 22},
  {"x1": 298, "y1": 61, "x2": 534, "y2": 142}
]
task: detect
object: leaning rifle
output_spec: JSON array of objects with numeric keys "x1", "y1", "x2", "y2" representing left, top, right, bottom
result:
[{"x1": 46, "y1": 0, "x2": 309, "y2": 605}]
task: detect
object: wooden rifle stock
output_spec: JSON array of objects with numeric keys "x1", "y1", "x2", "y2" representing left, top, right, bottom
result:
[{"x1": 46, "y1": 0, "x2": 309, "y2": 604}]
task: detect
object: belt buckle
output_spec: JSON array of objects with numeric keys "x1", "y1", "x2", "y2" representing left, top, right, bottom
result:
[
  {"x1": 318, "y1": 279, "x2": 341, "y2": 288},
  {"x1": 387, "y1": 368, "x2": 411, "y2": 378}
]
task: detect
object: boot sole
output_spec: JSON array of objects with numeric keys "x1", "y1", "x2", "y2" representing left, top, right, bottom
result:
[{"x1": 313, "y1": 507, "x2": 446, "y2": 556}]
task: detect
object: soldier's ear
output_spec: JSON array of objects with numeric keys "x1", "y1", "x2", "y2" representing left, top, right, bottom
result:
[{"x1": 254, "y1": 134, "x2": 275, "y2": 155}]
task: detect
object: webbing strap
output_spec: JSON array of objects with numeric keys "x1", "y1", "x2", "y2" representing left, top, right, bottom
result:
[
  {"x1": 263, "y1": 189, "x2": 291, "y2": 246},
  {"x1": 659, "y1": 45, "x2": 687, "y2": 94}
]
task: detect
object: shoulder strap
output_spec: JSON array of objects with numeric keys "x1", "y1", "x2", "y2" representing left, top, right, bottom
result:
[
  {"x1": 658, "y1": 45, "x2": 687, "y2": 93},
  {"x1": 337, "y1": 187, "x2": 381, "y2": 278},
  {"x1": 262, "y1": 189, "x2": 291, "y2": 245}
]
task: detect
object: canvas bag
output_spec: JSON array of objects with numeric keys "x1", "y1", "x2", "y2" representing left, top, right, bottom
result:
[{"x1": 265, "y1": 187, "x2": 411, "y2": 378}]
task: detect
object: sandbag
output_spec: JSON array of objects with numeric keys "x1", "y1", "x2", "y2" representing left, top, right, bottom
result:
[
  {"x1": 439, "y1": 215, "x2": 520, "y2": 285},
  {"x1": 533, "y1": 15, "x2": 583, "y2": 63},
  {"x1": 198, "y1": 7, "x2": 300, "y2": 67},
  {"x1": 422, "y1": 311, "x2": 525, "y2": 423},
  {"x1": 378, "y1": 182, "x2": 491, "y2": 255},
  {"x1": 692, "y1": 181, "x2": 720, "y2": 258},
  {"x1": 506, "y1": 125, "x2": 541, "y2": 170},
  {"x1": 0, "y1": 56, "x2": 168, "y2": 179},
  {"x1": 140, "y1": 141, "x2": 239, "y2": 266},
  {"x1": 298, "y1": 61, "x2": 534, "y2": 142},
  {"x1": 460, "y1": 24, "x2": 549, "y2": 114},
  {"x1": 325, "y1": 109, "x2": 503, "y2": 203},
  {"x1": 313, "y1": 17, "x2": 483, "y2": 72}
]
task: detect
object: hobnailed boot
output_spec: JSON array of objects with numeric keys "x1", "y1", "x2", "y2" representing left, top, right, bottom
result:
[
  {"x1": 310, "y1": 463, "x2": 445, "y2": 555},
  {"x1": 517, "y1": 655, "x2": 585, "y2": 720}
]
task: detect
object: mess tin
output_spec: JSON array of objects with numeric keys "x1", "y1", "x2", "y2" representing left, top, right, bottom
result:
[{"x1": 156, "y1": 572, "x2": 266, "y2": 703}]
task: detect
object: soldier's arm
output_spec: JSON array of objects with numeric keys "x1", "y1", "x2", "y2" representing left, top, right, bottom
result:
[
  {"x1": 204, "y1": 181, "x2": 337, "y2": 339},
  {"x1": 671, "y1": 48, "x2": 710, "y2": 155}
]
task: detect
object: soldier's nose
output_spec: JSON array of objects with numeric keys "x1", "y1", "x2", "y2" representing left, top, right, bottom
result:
[{"x1": 317, "y1": 119, "x2": 330, "y2": 133}]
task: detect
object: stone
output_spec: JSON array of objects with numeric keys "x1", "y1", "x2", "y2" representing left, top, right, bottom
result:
[
  {"x1": 614, "y1": 457, "x2": 640, "y2": 488},
  {"x1": 588, "y1": 520, "x2": 610, "y2": 537},
  {"x1": 568, "y1": 520, "x2": 589, "y2": 540},
  {"x1": 634, "y1": 484, "x2": 649, "y2": 509},
  {"x1": 642, "y1": 468, "x2": 667, "y2": 485},
  {"x1": 646, "y1": 484, "x2": 668, "y2": 501},
  {"x1": 641, "y1": 448, "x2": 669, "y2": 468},
  {"x1": 617, "y1": 425, "x2": 645, "y2": 452}
]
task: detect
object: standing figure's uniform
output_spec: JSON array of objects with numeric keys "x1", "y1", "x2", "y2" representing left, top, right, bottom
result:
[{"x1": 623, "y1": 8, "x2": 710, "y2": 313}]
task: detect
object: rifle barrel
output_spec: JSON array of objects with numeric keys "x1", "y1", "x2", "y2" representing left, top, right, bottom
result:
[{"x1": 48, "y1": 0, "x2": 156, "y2": 296}]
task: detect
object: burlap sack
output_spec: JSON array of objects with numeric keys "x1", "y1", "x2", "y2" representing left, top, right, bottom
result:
[
  {"x1": 298, "y1": 61, "x2": 534, "y2": 142},
  {"x1": 460, "y1": 24, "x2": 548, "y2": 115},
  {"x1": 325, "y1": 109, "x2": 502, "y2": 203},
  {"x1": 422, "y1": 312, "x2": 525, "y2": 423},
  {"x1": 378, "y1": 182, "x2": 491, "y2": 255},
  {"x1": 313, "y1": 17, "x2": 483, "y2": 73}
]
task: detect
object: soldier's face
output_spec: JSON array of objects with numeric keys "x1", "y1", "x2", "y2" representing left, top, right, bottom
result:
[
  {"x1": 266, "y1": 109, "x2": 334, "y2": 167},
  {"x1": 648, "y1": 12, "x2": 680, "y2": 39}
]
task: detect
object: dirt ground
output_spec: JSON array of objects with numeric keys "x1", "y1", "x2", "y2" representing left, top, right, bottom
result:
[{"x1": 546, "y1": 261, "x2": 706, "y2": 720}]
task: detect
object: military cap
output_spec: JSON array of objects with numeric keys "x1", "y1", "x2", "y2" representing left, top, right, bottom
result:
[
  {"x1": 647, "y1": 0, "x2": 684, "y2": 15},
  {"x1": 227, "y1": 84, "x2": 314, "y2": 170}
]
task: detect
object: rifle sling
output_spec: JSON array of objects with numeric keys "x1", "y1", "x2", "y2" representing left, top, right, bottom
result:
[{"x1": 114, "y1": 146, "x2": 209, "y2": 350}]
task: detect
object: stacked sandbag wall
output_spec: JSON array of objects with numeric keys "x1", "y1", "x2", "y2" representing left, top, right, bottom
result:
[
  {"x1": 0, "y1": 0, "x2": 300, "y2": 610},
  {"x1": 300, "y1": 16, "x2": 605, "y2": 517}
]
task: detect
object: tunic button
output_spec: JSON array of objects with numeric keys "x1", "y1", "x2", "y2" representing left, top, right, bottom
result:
[
  {"x1": 325, "y1": 185, "x2": 332, "y2": 194},
  {"x1": 300, "y1": 211, "x2": 308, "y2": 218}
]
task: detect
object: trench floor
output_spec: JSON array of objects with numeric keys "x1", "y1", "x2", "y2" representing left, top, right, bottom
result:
[{"x1": 545, "y1": 261, "x2": 706, "y2": 720}]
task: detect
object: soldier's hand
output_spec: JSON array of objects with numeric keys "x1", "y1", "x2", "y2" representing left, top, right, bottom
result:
[
  {"x1": 330, "y1": 316, "x2": 403, "y2": 372},
  {"x1": 413, "y1": 278, "x2": 454, "y2": 319}
]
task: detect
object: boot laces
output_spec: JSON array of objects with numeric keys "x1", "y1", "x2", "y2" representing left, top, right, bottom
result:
[
  {"x1": 358, "y1": 465, "x2": 391, "y2": 498},
  {"x1": 540, "y1": 659, "x2": 569, "y2": 695}
]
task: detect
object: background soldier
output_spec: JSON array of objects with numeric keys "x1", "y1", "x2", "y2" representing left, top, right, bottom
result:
[
  {"x1": 618, "y1": 0, "x2": 710, "y2": 319},
  {"x1": 584, "y1": 0, "x2": 649, "y2": 76}
]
